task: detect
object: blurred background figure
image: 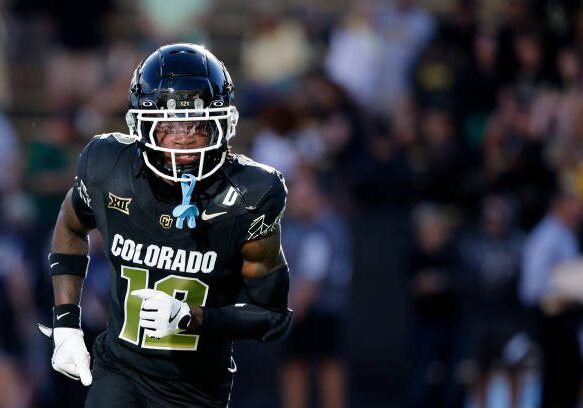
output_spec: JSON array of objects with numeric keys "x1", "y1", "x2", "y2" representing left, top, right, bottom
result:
[
  {"x1": 521, "y1": 188, "x2": 583, "y2": 408},
  {"x1": 44, "y1": 0, "x2": 115, "y2": 112},
  {"x1": 250, "y1": 101, "x2": 323, "y2": 181},
  {"x1": 406, "y1": 203, "x2": 465, "y2": 408},
  {"x1": 0, "y1": 111, "x2": 22, "y2": 196},
  {"x1": 414, "y1": 108, "x2": 466, "y2": 206},
  {"x1": 325, "y1": 5, "x2": 382, "y2": 108},
  {"x1": 281, "y1": 168, "x2": 352, "y2": 408},
  {"x1": 239, "y1": 6, "x2": 311, "y2": 115},
  {"x1": 0, "y1": 3, "x2": 10, "y2": 108},
  {"x1": 454, "y1": 31, "x2": 500, "y2": 153},
  {"x1": 0, "y1": 192, "x2": 38, "y2": 408},
  {"x1": 24, "y1": 117, "x2": 76, "y2": 232},
  {"x1": 459, "y1": 195, "x2": 527, "y2": 408},
  {"x1": 135, "y1": 0, "x2": 210, "y2": 45},
  {"x1": 240, "y1": 8, "x2": 311, "y2": 88},
  {"x1": 370, "y1": 0, "x2": 435, "y2": 114}
]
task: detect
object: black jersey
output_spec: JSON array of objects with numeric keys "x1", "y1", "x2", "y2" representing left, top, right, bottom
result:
[{"x1": 71, "y1": 133, "x2": 286, "y2": 382}]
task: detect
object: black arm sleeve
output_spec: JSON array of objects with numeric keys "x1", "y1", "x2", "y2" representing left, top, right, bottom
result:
[{"x1": 200, "y1": 263, "x2": 292, "y2": 342}]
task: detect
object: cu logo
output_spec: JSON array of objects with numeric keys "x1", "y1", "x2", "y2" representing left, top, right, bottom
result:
[
  {"x1": 210, "y1": 100, "x2": 224, "y2": 108},
  {"x1": 159, "y1": 214, "x2": 173, "y2": 229},
  {"x1": 141, "y1": 100, "x2": 155, "y2": 108}
]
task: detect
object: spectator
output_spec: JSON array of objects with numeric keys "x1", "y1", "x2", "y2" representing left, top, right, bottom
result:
[
  {"x1": 371, "y1": 0, "x2": 435, "y2": 113},
  {"x1": 411, "y1": 36, "x2": 460, "y2": 111},
  {"x1": 250, "y1": 102, "x2": 323, "y2": 181},
  {"x1": 0, "y1": 356, "x2": 33, "y2": 408},
  {"x1": 455, "y1": 32, "x2": 501, "y2": 152},
  {"x1": 45, "y1": 0, "x2": 115, "y2": 110},
  {"x1": 414, "y1": 107, "x2": 468, "y2": 207},
  {"x1": 546, "y1": 47, "x2": 583, "y2": 175},
  {"x1": 407, "y1": 203, "x2": 466, "y2": 408},
  {"x1": 299, "y1": 72, "x2": 365, "y2": 165},
  {"x1": 0, "y1": 112, "x2": 21, "y2": 195},
  {"x1": 520, "y1": 189, "x2": 583, "y2": 408},
  {"x1": 480, "y1": 89, "x2": 557, "y2": 229},
  {"x1": 280, "y1": 169, "x2": 352, "y2": 408},
  {"x1": 135, "y1": 0, "x2": 210, "y2": 45},
  {"x1": 0, "y1": 196, "x2": 37, "y2": 408},
  {"x1": 240, "y1": 12, "x2": 311, "y2": 88},
  {"x1": 75, "y1": 41, "x2": 142, "y2": 137},
  {"x1": 511, "y1": 30, "x2": 552, "y2": 96},
  {"x1": 459, "y1": 195, "x2": 527, "y2": 408},
  {"x1": 24, "y1": 117, "x2": 76, "y2": 231},
  {"x1": 496, "y1": 0, "x2": 534, "y2": 84},
  {"x1": 350, "y1": 114, "x2": 416, "y2": 208},
  {"x1": 0, "y1": 5, "x2": 10, "y2": 108},
  {"x1": 325, "y1": 6, "x2": 382, "y2": 107}
]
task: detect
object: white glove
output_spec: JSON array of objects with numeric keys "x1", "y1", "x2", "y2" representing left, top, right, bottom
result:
[
  {"x1": 131, "y1": 288, "x2": 191, "y2": 338},
  {"x1": 38, "y1": 325, "x2": 92, "y2": 386}
]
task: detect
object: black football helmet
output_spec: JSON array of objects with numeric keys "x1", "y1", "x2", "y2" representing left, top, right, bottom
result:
[{"x1": 126, "y1": 43, "x2": 239, "y2": 181}]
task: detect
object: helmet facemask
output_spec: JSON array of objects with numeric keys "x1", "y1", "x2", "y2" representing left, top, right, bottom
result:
[{"x1": 127, "y1": 103, "x2": 238, "y2": 182}]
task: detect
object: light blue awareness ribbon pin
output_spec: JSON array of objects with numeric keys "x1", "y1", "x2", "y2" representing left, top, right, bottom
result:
[{"x1": 172, "y1": 173, "x2": 199, "y2": 229}]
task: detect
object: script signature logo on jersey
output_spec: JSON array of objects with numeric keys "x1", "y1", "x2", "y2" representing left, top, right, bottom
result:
[
  {"x1": 110, "y1": 234, "x2": 217, "y2": 274},
  {"x1": 108, "y1": 192, "x2": 132, "y2": 215},
  {"x1": 247, "y1": 211, "x2": 284, "y2": 240},
  {"x1": 76, "y1": 178, "x2": 92, "y2": 208}
]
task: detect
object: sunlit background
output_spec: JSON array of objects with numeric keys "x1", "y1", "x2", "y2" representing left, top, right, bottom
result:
[{"x1": 3, "y1": 0, "x2": 583, "y2": 407}]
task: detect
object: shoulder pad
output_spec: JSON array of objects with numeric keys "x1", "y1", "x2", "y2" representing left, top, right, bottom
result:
[
  {"x1": 82, "y1": 133, "x2": 137, "y2": 183},
  {"x1": 224, "y1": 154, "x2": 287, "y2": 210}
]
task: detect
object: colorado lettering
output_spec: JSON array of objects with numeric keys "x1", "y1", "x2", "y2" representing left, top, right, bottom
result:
[{"x1": 110, "y1": 234, "x2": 217, "y2": 273}]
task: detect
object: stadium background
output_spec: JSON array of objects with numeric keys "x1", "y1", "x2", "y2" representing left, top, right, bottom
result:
[{"x1": 2, "y1": 0, "x2": 583, "y2": 406}]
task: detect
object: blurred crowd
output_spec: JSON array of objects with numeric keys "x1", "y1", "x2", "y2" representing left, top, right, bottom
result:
[{"x1": 4, "y1": 0, "x2": 583, "y2": 407}]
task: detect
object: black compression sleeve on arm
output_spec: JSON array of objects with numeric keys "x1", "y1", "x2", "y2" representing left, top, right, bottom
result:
[
  {"x1": 202, "y1": 304, "x2": 292, "y2": 342},
  {"x1": 201, "y1": 263, "x2": 292, "y2": 342}
]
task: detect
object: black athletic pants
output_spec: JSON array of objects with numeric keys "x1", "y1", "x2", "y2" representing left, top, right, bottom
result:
[
  {"x1": 85, "y1": 336, "x2": 232, "y2": 408},
  {"x1": 539, "y1": 310, "x2": 582, "y2": 408}
]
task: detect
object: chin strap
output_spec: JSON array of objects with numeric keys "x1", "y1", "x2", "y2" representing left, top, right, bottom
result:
[{"x1": 172, "y1": 173, "x2": 199, "y2": 229}]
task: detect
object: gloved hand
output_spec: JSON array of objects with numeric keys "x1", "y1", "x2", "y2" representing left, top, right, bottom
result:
[
  {"x1": 38, "y1": 324, "x2": 92, "y2": 386},
  {"x1": 131, "y1": 288, "x2": 191, "y2": 338}
]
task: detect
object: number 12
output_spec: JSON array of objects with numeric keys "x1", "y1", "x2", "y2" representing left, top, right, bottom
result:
[{"x1": 119, "y1": 266, "x2": 209, "y2": 351}]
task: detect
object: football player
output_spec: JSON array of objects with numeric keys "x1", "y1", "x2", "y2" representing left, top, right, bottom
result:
[{"x1": 39, "y1": 43, "x2": 292, "y2": 407}]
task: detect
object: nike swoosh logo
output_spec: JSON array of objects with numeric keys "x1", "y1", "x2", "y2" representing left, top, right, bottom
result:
[
  {"x1": 50, "y1": 262, "x2": 60, "y2": 268},
  {"x1": 169, "y1": 309, "x2": 180, "y2": 323},
  {"x1": 56, "y1": 312, "x2": 70, "y2": 320},
  {"x1": 201, "y1": 210, "x2": 227, "y2": 221}
]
